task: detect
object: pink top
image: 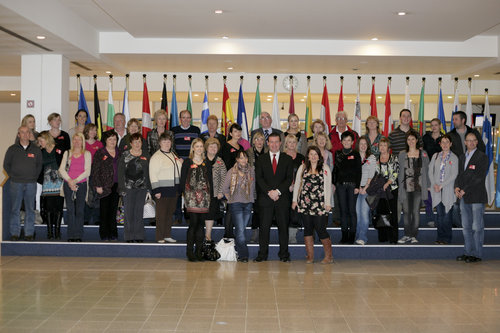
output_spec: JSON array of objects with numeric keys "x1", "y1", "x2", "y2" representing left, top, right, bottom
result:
[
  {"x1": 86, "y1": 141, "x2": 103, "y2": 160},
  {"x1": 68, "y1": 154, "x2": 87, "y2": 183}
]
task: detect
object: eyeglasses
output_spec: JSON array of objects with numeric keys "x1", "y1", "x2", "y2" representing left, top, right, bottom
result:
[
  {"x1": 336, "y1": 117, "x2": 347, "y2": 121},
  {"x1": 260, "y1": 116, "x2": 271, "y2": 120}
]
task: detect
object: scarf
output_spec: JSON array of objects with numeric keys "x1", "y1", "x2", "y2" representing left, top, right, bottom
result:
[
  {"x1": 438, "y1": 151, "x2": 451, "y2": 183},
  {"x1": 229, "y1": 163, "x2": 251, "y2": 199}
]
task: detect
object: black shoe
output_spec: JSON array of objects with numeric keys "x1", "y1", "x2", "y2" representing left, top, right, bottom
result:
[
  {"x1": 465, "y1": 256, "x2": 482, "y2": 263},
  {"x1": 25, "y1": 235, "x2": 34, "y2": 241},
  {"x1": 238, "y1": 258, "x2": 248, "y2": 263},
  {"x1": 253, "y1": 256, "x2": 267, "y2": 262},
  {"x1": 187, "y1": 252, "x2": 197, "y2": 262},
  {"x1": 456, "y1": 254, "x2": 469, "y2": 261},
  {"x1": 10, "y1": 235, "x2": 19, "y2": 241},
  {"x1": 280, "y1": 257, "x2": 291, "y2": 262}
]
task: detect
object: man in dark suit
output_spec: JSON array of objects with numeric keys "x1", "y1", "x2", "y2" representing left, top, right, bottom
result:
[
  {"x1": 254, "y1": 132, "x2": 293, "y2": 262},
  {"x1": 454, "y1": 132, "x2": 488, "y2": 263},
  {"x1": 250, "y1": 112, "x2": 283, "y2": 147}
]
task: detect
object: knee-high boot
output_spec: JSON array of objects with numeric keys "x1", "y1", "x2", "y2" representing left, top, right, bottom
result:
[
  {"x1": 45, "y1": 211, "x2": 53, "y2": 239},
  {"x1": 304, "y1": 236, "x2": 314, "y2": 264},
  {"x1": 54, "y1": 211, "x2": 62, "y2": 240},
  {"x1": 320, "y1": 238, "x2": 334, "y2": 264}
]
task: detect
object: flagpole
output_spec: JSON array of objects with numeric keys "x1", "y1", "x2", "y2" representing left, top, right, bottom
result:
[
  {"x1": 438, "y1": 77, "x2": 442, "y2": 115},
  {"x1": 405, "y1": 76, "x2": 410, "y2": 110},
  {"x1": 76, "y1": 74, "x2": 81, "y2": 107}
]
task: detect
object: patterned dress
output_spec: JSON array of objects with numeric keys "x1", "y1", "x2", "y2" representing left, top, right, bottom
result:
[{"x1": 297, "y1": 173, "x2": 326, "y2": 216}]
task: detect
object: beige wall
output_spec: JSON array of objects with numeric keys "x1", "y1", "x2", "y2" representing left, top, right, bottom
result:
[{"x1": 0, "y1": 103, "x2": 22, "y2": 184}]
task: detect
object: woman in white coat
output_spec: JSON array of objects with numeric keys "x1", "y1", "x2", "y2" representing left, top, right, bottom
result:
[{"x1": 428, "y1": 134, "x2": 458, "y2": 245}]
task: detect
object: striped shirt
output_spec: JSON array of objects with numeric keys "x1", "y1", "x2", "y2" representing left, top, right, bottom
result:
[
  {"x1": 388, "y1": 126, "x2": 423, "y2": 156},
  {"x1": 171, "y1": 125, "x2": 200, "y2": 159}
]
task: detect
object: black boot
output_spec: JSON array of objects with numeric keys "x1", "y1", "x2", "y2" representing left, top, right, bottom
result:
[
  {"x1": 340, "y1": 231, "x2": 349, "y2": 244},
  {"x1": 45, "y1": 211, "x2": 53, "y2": 240},
  {"x1": 54, "y1": 211, "x2": 62, "y2": 240}
]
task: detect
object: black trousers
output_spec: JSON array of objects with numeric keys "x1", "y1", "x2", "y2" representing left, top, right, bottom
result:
[
  {"x1": 302, "y1": 214, "x2": 329, "y2": 239},
  {"x1": 258, "y1": 202, "x2": 289, "y2": 259},
  {"x1": 377, "y1": 189, "x2": 399, "y2": 243},
  {"x1": 186, "y1": 212, "x2": 206, "y2": 255},
  {"x1": 99, "y1": 183, "x2": 119, "y2": 240}
]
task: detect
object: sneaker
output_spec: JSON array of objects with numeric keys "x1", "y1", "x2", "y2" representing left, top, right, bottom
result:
[
  {"x1": 164, "y1": 237, "x2": 177, "y2": 243},
  {"x1": 427, "y1": 221, "x2": 435, "y2": 227},
  {"x1": 355, "y1": 239, "x2": 366, "y2": 245},
  {"x1": 410, "y1": 237, "x2": 419, "y2": 244},
  {"x1": 157, "y1": 239, "x2": 166, "y2": 243},
  {"x1": 397, "y1": 236, "x2": 410, "y2": 244}
]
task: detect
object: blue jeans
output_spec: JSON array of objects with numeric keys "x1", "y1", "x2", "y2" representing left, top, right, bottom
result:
[
  {"x1": 9, "y1": 181, "x2": 37, "y2": 237},
  {"x1": 355, "y1": 193, "x2": 370, "y2": 243},
  {"x1": 63, "y1": 181, "x2": 87, "y2": 239},
  {"x1": 459, "y1": 199, "x2": 485, "y2": 258},
  {"x1": 230, "y1": 202, "x2": 252, "y2": 259},
  {"x1": 435, "y1": 202, "x2": 452, "y2": 243}
]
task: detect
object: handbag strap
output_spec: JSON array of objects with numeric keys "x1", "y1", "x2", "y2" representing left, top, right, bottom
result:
[{"x1": 145, "y1": 192, "x2": 152, "y2": 202}]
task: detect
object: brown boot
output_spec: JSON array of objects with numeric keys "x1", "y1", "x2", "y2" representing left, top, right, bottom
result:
[
  {"x1": 320, "y1": 238, "x2": 334, "y2": 264},
  {"x1": 304, "y1": 236, "x2": 314, "y2": 264}
]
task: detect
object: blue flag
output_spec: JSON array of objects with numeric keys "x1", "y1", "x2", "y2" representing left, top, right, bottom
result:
[
  {"x1": 437, "y1": 87, "x2": 447, "y2": 133},
  {"x1": 237, "y1": 83, "x2": 249, "y2": 141},
  {"x1": 200, "y1": 90, "x2": 209, "y2": 133},
  {"x1": 170, "y1": 84, "x2": 179, "y2": 128},
  {"x1": 482, "y1": 94, "x2": 495, "y2": 205},
  {"x1": 78, "y1": 83, "x2": 91, "y2": 125},
  {"x1": 496, "y1": 134, "x2": 500, "y2": 207}
]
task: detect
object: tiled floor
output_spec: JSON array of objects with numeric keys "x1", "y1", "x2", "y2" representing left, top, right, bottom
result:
[{"x1": 0, "y1": 256, "x2": 499, "y2": 332}]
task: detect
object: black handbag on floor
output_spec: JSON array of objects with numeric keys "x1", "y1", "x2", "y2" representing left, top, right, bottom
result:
[
  {"x1": 372, "y1": 198, "x2": 392, "y2": 229},
  {"x1": 202, "y1": 239, "x2": 221, "y2": 261}
]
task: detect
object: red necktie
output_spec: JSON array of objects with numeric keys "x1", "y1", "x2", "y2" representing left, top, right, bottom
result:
[{"x1": 272, "y1": 154, "x2": 277, "y2": 174}]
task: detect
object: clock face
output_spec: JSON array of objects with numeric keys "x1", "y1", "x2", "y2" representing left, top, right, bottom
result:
[{"x1": 282, "y1": 75, "x2": 299, "y2": 91}]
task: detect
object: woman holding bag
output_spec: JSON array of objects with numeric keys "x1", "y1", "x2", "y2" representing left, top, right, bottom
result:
[
  {"x1": 292, "y1": 146, "x2": 333, "y2": 264},
  {"x1": 59, "y1": 133, "x2": 91, "y2": 242},
  {"x1": 149, "y1": 132, "x2": 183, "y2": 243},
  {"x1": 428, "y1": 134, "x2": 458, "y2": 244},
  {"x1": 118, "y1": 133, "x2": 151, "y2": 243}
]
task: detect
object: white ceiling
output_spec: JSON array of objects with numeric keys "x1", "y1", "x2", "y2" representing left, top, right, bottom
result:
[{"x1": 1, "y1": 0, "x2": 500, "y2": 78}]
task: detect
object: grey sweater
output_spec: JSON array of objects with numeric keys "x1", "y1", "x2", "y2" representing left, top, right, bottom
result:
[{"x1": 4, "y1": 142, "x2": 42, "y2": 183}]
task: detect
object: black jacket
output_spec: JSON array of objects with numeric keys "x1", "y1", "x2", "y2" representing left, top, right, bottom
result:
[
  {"x1": 255, "y1": 152, "x2": 293, "y2": 207},
  {"x1": 455, "y1": 149, "x2": 488, "y2": 204},
  {"x1": 4, "y1": 142, "x2": 42, "y2": 183},
  {"x1": 448, "y1": 126, "x2": 485, "y2": 157}
]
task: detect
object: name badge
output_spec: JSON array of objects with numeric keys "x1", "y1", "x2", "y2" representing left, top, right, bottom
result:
[
  {"x1": 27, "y1": 153, "x2": 35, "y2": 158},
  {"x1": 140, "y1": 156, "x2": 147, "y2": 161},
  {"x1": 468, "y1": 164, "x2": 475, "y2": 170},
  {"x1": 348, "y1": 155, "x2": 354, "y2": 160},
  {"x1": 57, "y1": 136, "x2": 64, "y2": 140},
  {"x1": 103, "y1": 155, "x2": 108, "y2": 161},
  {"x1": 184, "y1": 137, "x2": 191, "y2": 141},
  {"x1": 56, "y1": 149, "x2": 61, "y2": 154}
]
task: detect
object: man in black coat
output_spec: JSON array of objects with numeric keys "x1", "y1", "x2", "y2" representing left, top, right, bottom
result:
[
  {"x1": 454, "y1": 132, "x2": 488, "y2": 263},
  {"x1": 250, "y1": 112, "x2": 283, "y2": 148},
  {"x1": 254, "y1": 132, "x2": 293, "y2": 262},
  {"x1": 448, "y1": 111, "x2": 485, "y2": 158}
]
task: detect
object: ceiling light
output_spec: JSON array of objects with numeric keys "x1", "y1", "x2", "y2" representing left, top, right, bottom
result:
[
  {"x1": 409, "y1": 99, "x2": 413, "y2": 102},
  {"x1": 371, "y1": 37, "x2": 378, "y2": 41},
  {"x1": 105, "y1": 71, "x2": 111, "y2": 74},
  {"x1": 397, "y1": 12, "x2": 407, "y2": 16},
  {"x1": 267, "y1": 99, "x2": 272, "y2": 101},
  {"x1": 36, "y1": 35, "x2": 46, "y2": 40},
  {"x1": 194, "y1": 94, "x2": 199, "y2": 97},
  {"x1": 447, "y1": 96, "x2": 453, "y2": 99},
  {"x1": 300, "y1": 99, "x2": 305, "y2": 102},
  {"x1": 227, "y1": 67, "x2": 233, "y2": 70},
  {"x1": 214, "y1": 98, "x2": 219, "y2": 101},
  {"x1": 222, "y1": 36, "x2": 229, "y2": 40},
  {"x1": 267, "y1": 95, "x2": 273, "y2": 98},
  {"x1": 474, "y1": 74, "x2": 480, "y2": 77},
  {"x1": 377, "y1": 96, "x2": 382, "y2": 99},
  {"x1": 303, "y1": 95, "x2": 307, "y2": 98},
  {"x1": 10, "y1": 93, "x2": 16, "y2": 96},
  {"x1": 214, "y1": 10, "x2": 223, "y2": 14}
]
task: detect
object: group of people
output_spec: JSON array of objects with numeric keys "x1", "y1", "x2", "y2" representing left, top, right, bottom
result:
[{"x1": 4, "y1": 106, "x2": 489, "y2": 263}]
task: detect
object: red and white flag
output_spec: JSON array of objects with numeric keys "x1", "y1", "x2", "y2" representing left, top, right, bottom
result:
[
  {"x1": 142, "y1": 78, "x2": 152, "y2": 139},
  {"x1": 320, "y1": 79, "x2": 331, "y2": 132},
  {"x1": 370, "y1": 77, "x2": 378, "y2": 117},
  {"x1": 383, "y1": 79, "x2": 393, "y2": 137}
]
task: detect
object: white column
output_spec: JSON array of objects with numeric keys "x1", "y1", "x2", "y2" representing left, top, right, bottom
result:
[{"x1": 21, "y1": 54, "x2": 69, "y2": 132}]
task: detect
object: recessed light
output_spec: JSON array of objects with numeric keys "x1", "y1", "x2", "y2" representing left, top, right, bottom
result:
[
  {"x1": 194, "y1": 94, "x2": 199, "y2": 97},
  {"x1": 409, "y1": 99, "x2": 413, "y2": 102},
  {"x1": 222, "y1": 36, "x2": 229, "y2": 40},
  {"x1": 227, "y1": 67, "x2": 233, "y2": 70},
  {"x1": 448, "y1": 96, "x2": 453, "y2": 99},
  {"x1": 397, "y1": 12, "x2": 407, "y2": 16},
  {"x1": 377, "y1": 96, "x2": 382, "y2": 99},
  {"x1": 214, "y1": 10, "x2": 223, "y2": 14},
  {"x1": 300, "y1": 99, "x2": 305, "y2": 102},
  {"x1": 36, "y1": 35, "x2": 46, "y2": 40},
  {"x1": 267, "y1": 95, "x2": 273, "y2": 98},
  {"x1": 474, "y1": 74, "x2": 480, "y2": 77},
  {"x1": 10, "y1": 93, "x2": 16, "y2": 96},
  {"x1": 105, "y1": 71, "x2": 111, "y2": 74},
  {"x1": 371, "y1": 37, "x2": 378, "y2": 41},
  {"x1": 267, "y1": 99, "x2": 272, "y2": 101},
  {"x1": 214, "y1": 98, "x2": 219, "y2": 101},
  {"x1": 303, "y1": 95, "x2": 307, "y2": 98}
]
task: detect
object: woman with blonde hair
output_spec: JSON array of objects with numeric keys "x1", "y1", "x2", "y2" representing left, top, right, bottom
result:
[
  {"x1": 147, "y1": 110, "x2": 171, "y2": 156},
  {"x1": 59, "y1": 133, "x2": 92, "y2": 242},
  {"x1": 119, "y1": 118, "x2": 147, "y2": 152},
  {"x1": 364, "y1": 116, "x2": 383, "y2": 158},
  {"x1": 20, "y1": 114, "x2": 39, "y2": 142},
  {"x1": 285, "y1": 113, "x2": 307, "y2": 155},
  {"x1": 37, "y1": 131, "x2": 64, "y2": 239},
  {"x1": 306, "y1": 119, "x2": 327, "y2": 150},
  {"x1": 314, "y1": 132, "x2": 333, "y2": 172},
  {"x1": 180, "y1": 138, "x2": 213, "y2": 261}
]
